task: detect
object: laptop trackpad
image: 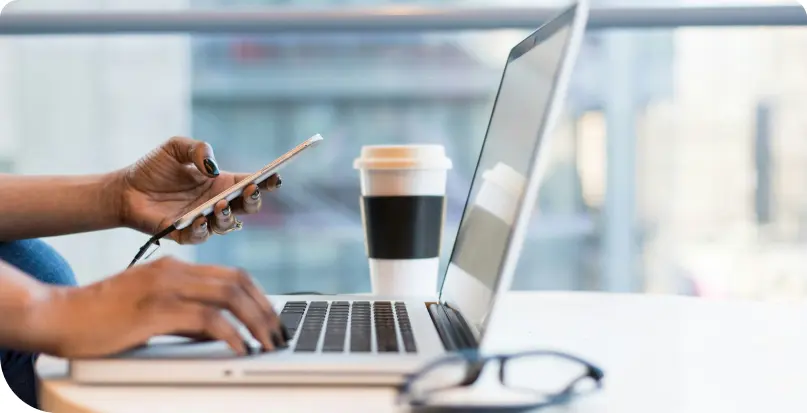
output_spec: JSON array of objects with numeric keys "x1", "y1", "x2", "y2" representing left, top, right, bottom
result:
[{"x1": 112, "y1": 336, "x2": 245, "y2": 360}]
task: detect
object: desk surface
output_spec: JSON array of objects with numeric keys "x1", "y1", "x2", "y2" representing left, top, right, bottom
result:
[{"x1": 37, "y1": 291, "x2": 807, "y2": 413}]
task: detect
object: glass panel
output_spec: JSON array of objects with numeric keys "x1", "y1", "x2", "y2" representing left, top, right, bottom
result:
[{"x1": 3, "y1": 18, "x2": 807, "y2": 300}]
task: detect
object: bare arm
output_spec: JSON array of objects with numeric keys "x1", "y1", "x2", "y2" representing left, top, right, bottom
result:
[
  {"x1": 0, "y1": 257, "x2": 288, "y2": 358},
  {"x1": 0, "y1": 260, "x2": 64, "y2": 354},
  {"x1": 0, "y1": 172, "x2": 123, "y2": 241}
]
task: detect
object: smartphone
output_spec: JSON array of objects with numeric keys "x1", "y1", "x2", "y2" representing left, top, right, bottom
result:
[{"x1": 172, "y1": 134, "x2": 324, "y2": 231}]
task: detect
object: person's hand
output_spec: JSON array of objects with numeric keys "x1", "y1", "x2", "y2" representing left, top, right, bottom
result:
[
  {"x1": 116, "y1": 137, "x2": 282, "y2": 244},
  {"x1": 37, "y1": 257, "x2": 288, "y2": 359}
]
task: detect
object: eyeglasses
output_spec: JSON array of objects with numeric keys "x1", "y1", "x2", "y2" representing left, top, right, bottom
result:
[{"x1": 396, "y1": 349, "x2": 604, "y2": 410}]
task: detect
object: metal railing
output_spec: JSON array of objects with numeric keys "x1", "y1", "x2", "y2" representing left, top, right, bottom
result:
[{"x1": 0, "y1": 5, "x2": 805, "y2": 35}]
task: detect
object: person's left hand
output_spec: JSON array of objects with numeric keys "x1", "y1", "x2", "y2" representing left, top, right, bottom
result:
[{"x1": 116, "y1": 137, "x2": 282, "y2": 244}]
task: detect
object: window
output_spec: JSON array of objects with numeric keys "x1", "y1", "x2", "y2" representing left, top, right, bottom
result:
[{"x1": 2, "y1": 0, "x2": 805, "y2": 300}]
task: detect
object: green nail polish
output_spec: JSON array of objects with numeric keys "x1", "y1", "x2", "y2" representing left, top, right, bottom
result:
[{"x1": 203, "y1": 158, "x2": 220, "y2": 176}]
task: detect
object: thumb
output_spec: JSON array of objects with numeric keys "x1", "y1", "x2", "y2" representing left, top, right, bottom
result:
[{"x1": 165, "y1": 136, "x2": 220, "y2": 178}]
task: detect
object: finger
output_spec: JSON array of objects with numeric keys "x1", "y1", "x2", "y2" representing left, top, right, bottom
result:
[
  {"x1": 160, "y1": 302, "x2": 247, "y2": 356},
  {"x1": 263, "y1": 174, "x2": 282, "y2": 191},
  {"x1": 178, "y1": 216, "x2": 210, "y2": 245},
  {"x1": 232, "y1": 173, "x2": 282, "y2": 192},
  {"x1": 173, "y1": 269, "x2": 275, "y2": 351},
  {"x1": 231, "y1": 268, "x2": 285, "y2": 346},
  {"x1": 165, "y1": 136, "x2": 220, "y2": 177},
  {"x1": 229, "y1": 175, "x2": 277, "y2": 214},
  {"x1": 239, "y1": 184, "x2": 262, "y2": 215},
  {"x1": 211, "y1": 199, "x2": 235, "y2": 233},
  {"x1": 196, "y1": 307, "x2": 248, "y2": 356},
  {"x1": 180, "y1": 265, "x2": 284, "y2": 349}
]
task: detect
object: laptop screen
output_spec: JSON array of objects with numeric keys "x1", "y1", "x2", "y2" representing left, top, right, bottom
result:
[{"x1": 438, "y1": 5, "x2": 580, "y2": 336}]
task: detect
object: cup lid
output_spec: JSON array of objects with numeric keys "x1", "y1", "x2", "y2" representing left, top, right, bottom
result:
[{"x1": 353, "y1": 144, "x2": 453, "y2": 170}]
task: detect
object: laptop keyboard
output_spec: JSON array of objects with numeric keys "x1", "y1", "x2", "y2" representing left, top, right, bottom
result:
[{"x1": 279, "y1": 301, "x2": 417, "y2": 354}]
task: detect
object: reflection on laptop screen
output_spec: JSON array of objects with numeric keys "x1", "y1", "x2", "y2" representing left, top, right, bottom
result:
[{"x1": 439, "y1": 10, "x2": 576, "y2": 333}]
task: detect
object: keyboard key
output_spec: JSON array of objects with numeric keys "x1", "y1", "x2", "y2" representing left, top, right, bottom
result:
[
  {"x1": 280, "y1": 302, "x2": 311, "y2": 337},
  {"x1": 322, "y1": 302, "x2": 349, "y2": 352},
  {"x1": 374, "y1": 302, "x2": 399, "y2": 353},
  {"x1": 350, "y1": 303, "x2": 372, "y2": 352},
  {"x1": 294, "y1": 304, "x2": 327, "y2": 353},
  {"x1": 395, "y1": 303, "x2": 417, "y2": 353},
  {"x1": 279, "y1": 313, "x2": 303, "y2": 336},
  {"x1": 401, "y1": 334, "x2": 417, "y2": 353},
  {"x1": 287, "y1": 300, "x2": 419, "y2": 354}
]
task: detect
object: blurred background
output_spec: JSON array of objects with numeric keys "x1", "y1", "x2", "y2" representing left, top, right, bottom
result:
[{"x1": 1, "y1": 0, "x2": 806, "y2": 300}]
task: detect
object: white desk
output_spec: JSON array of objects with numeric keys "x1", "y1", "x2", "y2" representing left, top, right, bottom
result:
[{"x1": 37, "y1": 291, "x2": 807, "y2": 413}]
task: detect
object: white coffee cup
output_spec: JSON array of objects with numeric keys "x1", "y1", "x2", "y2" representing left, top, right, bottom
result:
[{"x1": 353, "y1": 145, "x2": 453, "y2": 296}]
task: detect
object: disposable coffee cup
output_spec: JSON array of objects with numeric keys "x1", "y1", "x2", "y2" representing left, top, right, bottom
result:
[{"x1": 354, "y1": 145, "x2": 453, "y2": 296}]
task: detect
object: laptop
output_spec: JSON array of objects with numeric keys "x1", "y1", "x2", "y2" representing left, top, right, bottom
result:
[{"x1": 70, "y1": 1, "x2": 589, "y2": 385}]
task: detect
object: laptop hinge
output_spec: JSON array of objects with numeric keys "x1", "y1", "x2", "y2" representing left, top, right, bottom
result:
[{"x1": 428, "y1": 303, "x2": 479, "y2": 352}]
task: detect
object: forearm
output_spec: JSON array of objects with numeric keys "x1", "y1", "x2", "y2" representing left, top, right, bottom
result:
[
  {"x1": 0, "y1": 172, "x2": 123, "y2": 241},
  {"x1": 0, "y1": 260, "x2": 67, "y2": 355}
]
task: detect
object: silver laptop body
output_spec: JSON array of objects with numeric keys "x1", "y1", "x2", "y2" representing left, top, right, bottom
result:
[{"x1": 70, "y1": 1, "x2": 589, "y2": 385}]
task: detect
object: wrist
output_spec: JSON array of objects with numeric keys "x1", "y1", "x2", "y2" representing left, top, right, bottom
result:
[
  {"x1": 102, "y1": 169, "x2": 128, "y2": 229},
  {"x1": 21, "y1": 284, "x2": 77, "y2": 357}
]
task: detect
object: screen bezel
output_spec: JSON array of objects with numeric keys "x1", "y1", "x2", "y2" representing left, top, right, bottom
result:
[{"x1": 437, "y1": 2, "x2": 589, "y2": 341}]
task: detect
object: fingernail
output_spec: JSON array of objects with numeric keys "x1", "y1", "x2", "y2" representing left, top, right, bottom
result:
[
  {"x1": 203, "y1": 158, "x2": 220, "y2": 177},
  {"x1": 199, "y1": 221, "x2": 208, "y2": 231},
  {"x1": 222, "y1": 206, "x2": 231, "y2": 216},
  {"x1": 243, "y1": 340, "x2": 255, "y2": 355},
  {"x1": 271, "y1": 331, "x2": 287, "y2": 349},
  {"x1": 275, "y1": 176, "x2": 282, "y2": 188},
  {"x1": 251, "y1": 188, "x2": 260, "y2": 200},
  {"x1": 281, "y1": 324, "x2": 291, "y2": 341}
]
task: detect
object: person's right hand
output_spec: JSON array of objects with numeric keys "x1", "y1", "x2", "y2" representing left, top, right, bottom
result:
[{"x1": 39, "y1": 257, "x2": 288, "y2": 359}]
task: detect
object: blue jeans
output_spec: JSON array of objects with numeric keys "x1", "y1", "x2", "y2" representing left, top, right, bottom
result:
[{"x1": 0, "y1": 239, "x2": 76, "y2": 409}]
